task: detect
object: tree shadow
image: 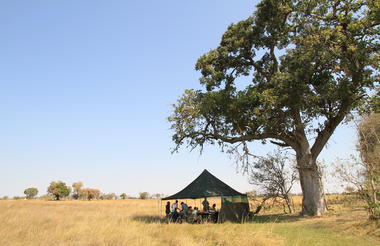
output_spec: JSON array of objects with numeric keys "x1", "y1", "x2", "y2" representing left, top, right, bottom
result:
[
  {"x1": 132, "y1": 215, "x2": 168, "y2": 224},
  {"x1": 251, "y1": 213, "x2": 303, "y2": 223},
  {"x1": 132, "y1": 213, "x2": 303, "y2": 224}
]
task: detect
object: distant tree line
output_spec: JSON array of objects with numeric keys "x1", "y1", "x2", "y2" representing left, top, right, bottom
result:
[{"x1": 0, "y1": 181, "x2": 165, "y2": 201}]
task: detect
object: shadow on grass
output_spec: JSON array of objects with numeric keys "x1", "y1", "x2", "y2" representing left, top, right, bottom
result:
[
  {"x1": 251, "y1": 213, "x2": 303, "y2": 224},
  {"x1": 132, "y1": 215, "x2": 168, "y2": 224},
  {"x1": 132, "y1": 214, "x2": 303, "y2": 224}
]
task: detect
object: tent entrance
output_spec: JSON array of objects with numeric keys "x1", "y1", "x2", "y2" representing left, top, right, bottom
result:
[{"x1": 219, "y1": 195, "x2": 250, "y2": 223}]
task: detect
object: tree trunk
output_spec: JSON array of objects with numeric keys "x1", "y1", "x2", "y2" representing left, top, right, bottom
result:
[{"x1": 297, "y1": 149, "x2": 326, "y2": 216}]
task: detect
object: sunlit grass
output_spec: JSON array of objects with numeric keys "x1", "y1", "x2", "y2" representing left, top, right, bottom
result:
[{"x1": 0, "y1": 198, "x2": 379, "y2": 246}]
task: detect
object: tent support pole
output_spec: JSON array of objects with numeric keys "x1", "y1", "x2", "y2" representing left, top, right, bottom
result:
[
  {"x1": 219, "y1": 196, "x2": 223, "y2": 223},
  {"x1": 158, "y1": 199, "x2": 160, "y2": 222}
]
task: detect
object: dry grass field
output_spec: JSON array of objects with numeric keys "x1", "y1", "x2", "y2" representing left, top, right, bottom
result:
[{"x1": 0, "y1": 196, "x2": 379, "y2": 246}]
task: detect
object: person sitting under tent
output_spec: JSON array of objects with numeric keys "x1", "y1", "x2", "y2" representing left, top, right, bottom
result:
[
  {"x1": 171, "y1": 207, "x2": 180, "y2": 222},
  {"x1": 171, "y1": 200, "x2": 178, "y2": 213},
  {"x1": 180, "y1": 202, "x2": 189, "y2": 219},
  {"x1": 209, "y1": 204, "x2": 216, "y2": 212},
  {"x1": 181, "y1": 202, "x2": 188, "y2": 213},
  {"x1": 202, "y1": 198, "x2": 209, "y2": 212},
  {"x1": 167, "y1": 200, "x2": 179, "y2": 223},
  {"x1": 209, "y1": 204, "x2": 219, "y2": 223},
  {"x1": 188, "y1": 206, "x2": 193, "y2": 215},
  {"x1": 188, "y1": 206, "x2": 201, "y2": 224},
  {"x1": 165, "y1": 201, "x2": 171, "y2": 216},
  {"x1": 192, "y1": 207, "x2": 199, "y2": 216}
]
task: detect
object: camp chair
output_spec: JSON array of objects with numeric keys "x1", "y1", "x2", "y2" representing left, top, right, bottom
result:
[
  {"x1": 166, "y1": 213, "x2": 172, "y2": 223},
  {"x1": 167, "y1": 212, "x2": 182, "y2": 224},
  {"x1": 178, "y1": 211, "x2": 187, "y2": 222},
  {"x1": 198, "y1": 212, "x2": 211, "y2": 223},
  {"x1": 209, "y1": 211, "x2": 219, "y2": 223},
  {"x1": 186, "y1": 212, "x2": 200, "y2": 224}
]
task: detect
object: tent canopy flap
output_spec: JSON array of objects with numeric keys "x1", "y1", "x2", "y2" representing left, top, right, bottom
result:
[{"x1": 162, "y1": 169, "x2": 246, "y2": 200}]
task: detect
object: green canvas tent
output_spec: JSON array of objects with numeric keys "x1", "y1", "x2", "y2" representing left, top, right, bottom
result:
[{"x1": 162, "y1": 169, "x2": 250, "y2": 222}]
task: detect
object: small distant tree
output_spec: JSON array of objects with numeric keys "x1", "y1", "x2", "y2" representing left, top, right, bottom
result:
[
  {"x1": 24, "y1": 188, "x2": 38, "y2": 199},
  {"x1": 150, "y1": 193, "x2": 164, "y2": 199},
  {"x1": 72, "y1": 182, "x2": 83, "y2": 199},
  {"x1": 47, "y1": 181, "x2": 71, "y2": 200},
  {"x1": 2, "y1": 196, "x2": 9, "y2": 200},
  {"x1": 39, "y1": 194, "x2": 54, "y2": 201},
  {"x1": 120, "y1": 193, "x2": 127, "y2": 200},
  {"x1": 249, "y1": 151, "x2": 298, "y2": 214},
  {"x1": 99, "y1": 193, "x2": 117, "y2": 200},
  {"x1": 80, "y1": 188, "x2": 100, "y2": 200},
  {"x1": 139, "y1": 192, "x2": 150, "y2": 200},
  {"x1": 109, "y1": 193, "x2": 117, "y2": 200}
]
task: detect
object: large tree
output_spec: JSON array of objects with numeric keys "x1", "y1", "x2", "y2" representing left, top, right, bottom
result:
[{"x1": 169, "y1": 0, "x2": 379, "y2": 215}]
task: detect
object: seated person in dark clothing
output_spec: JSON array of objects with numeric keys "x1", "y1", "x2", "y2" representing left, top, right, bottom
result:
[
  {"x1": 172, "y1": 207, "x2": 180, "y2": 221},
  {"x1": 192, "y1": 207, "x2": 199, "y2": 216},
  {"x1": 189, "y1": 207, "x2": 200, "y2": 223},
  {"x1": 165, "y1": 201, "x2": 171, "y2": 216},
  {"x1": 209, "y1": 204, "x2": 217, "y2": 212},
  {"x1": 188, "y1": 206, "x2": 193, "y2": 213},
  {"x1": 181, "y1": 202, "x2": 189, "y2": 213},
  {"x1": 209, "y1": 204, "x2": 219, "y2": 223}
]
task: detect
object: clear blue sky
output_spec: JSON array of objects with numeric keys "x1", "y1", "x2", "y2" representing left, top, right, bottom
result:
[{"x1": 0, "y1": 0, "x2": 356, "y2": 197}]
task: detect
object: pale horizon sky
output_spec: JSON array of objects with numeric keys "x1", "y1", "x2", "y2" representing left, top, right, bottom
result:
[{"x1": 1, "y1": 0, "x2": 357, "y2": 198}]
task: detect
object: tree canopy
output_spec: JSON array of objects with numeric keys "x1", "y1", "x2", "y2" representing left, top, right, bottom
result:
[
  {"x1": 80, "y1": 188, "x2": 101, "y2": 200},
  {"x1": 24, "y1": 187, "x2": 38, "y2": 199},
  {"x1": 72, "y1": 182, "x2": 83, "y2": 200},
  {"x1": 47, "y1": 181, "x2": 71, "y2": 201}
]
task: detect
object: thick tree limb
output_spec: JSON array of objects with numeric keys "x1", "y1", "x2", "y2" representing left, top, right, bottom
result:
[{"x1": 311, "y1": 108, "x2": 348, "y2": 158}]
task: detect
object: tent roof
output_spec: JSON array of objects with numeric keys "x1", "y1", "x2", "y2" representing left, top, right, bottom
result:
[{"x1": 162, "y1": 169, "x2": 246, "y2": 200}]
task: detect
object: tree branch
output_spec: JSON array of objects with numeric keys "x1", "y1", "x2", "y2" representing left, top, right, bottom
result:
[{"x1": 311, "y1": 107, "x2": 348, "y2": 158}]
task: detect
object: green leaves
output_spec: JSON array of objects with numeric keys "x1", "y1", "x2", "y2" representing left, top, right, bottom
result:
[
  {"x1": 170, "y1": 0, "x2": 380, "y2": 156},
  {"x1": 24, "y1": 187, "x2": 38, "y2": 199},
  {"x1": 47, "y1": 181, "x2": 71, "y2": 200}
]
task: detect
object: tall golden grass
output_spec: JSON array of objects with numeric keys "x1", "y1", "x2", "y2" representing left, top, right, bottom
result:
[
  {"x1": 0, "y1": 200, "x2": 280, "y2": 246},
  {"x1": 0, "y1": 197, "x2": 378, "y2": 246}
]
